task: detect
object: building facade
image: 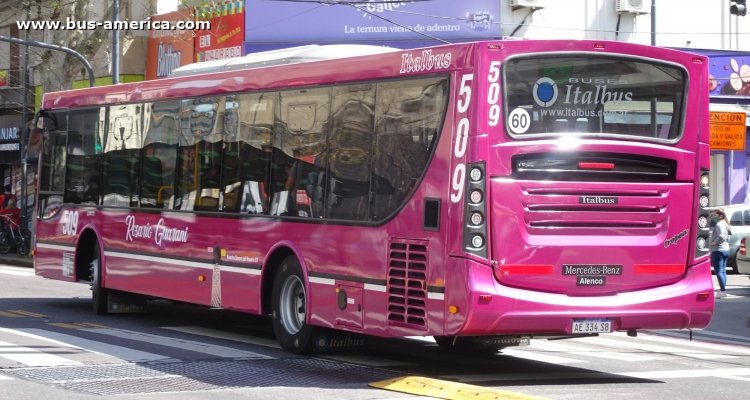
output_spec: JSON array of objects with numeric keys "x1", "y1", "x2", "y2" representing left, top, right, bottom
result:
[{"x1": 0, "y1": 0, "x2": 155, "y2": 228}]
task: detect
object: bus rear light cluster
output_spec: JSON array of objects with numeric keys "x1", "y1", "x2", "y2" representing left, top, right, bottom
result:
[
  {"x1": 464, "y1": 162, "x2": 488, "y2": 258},
  {"x1": 695, "y1": 170, "x2": 710, "y2": 258}
]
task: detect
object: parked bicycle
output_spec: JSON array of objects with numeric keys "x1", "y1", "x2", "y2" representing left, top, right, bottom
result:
[{"x1": 0, "y1": 214, "x2": 31, "y2": 256}]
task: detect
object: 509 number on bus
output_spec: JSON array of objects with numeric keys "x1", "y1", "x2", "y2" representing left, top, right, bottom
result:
[{"x1": 60, "y1": 210, "x2": 79, "y2": 236}]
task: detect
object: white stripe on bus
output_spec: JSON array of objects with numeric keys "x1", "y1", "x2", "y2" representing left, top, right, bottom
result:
[
  {"x1": 219, "y1": 265, "x2": 262, "y2": 275},
  {"x1": 104, "y1": 251, "x2": 213, "y2": 270},
  {"x1": 427, "y1": 292, "x2": 445, "y2": 300},
  {"x1": 364, "y1": 283, "x2": 386, "y2": 292},
  {"x1": 35, "y1": 242, "x2": 75, "y2": 252},
  {"x1": 309, "y1": 276, "x2": 336, "y2": 286}
]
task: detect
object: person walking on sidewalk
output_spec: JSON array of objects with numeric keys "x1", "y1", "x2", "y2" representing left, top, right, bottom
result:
[{"x1": 710, "y1": 209, "x2": 731, "y2": 299}]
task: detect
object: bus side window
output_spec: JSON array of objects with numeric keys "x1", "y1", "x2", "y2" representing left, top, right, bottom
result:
[
  {"x1": 101, "y1": 157, "x2": 133, "y2": 206},
  {"x1": 273, "y1": 87, "x2": 331, "y2": 218},
  {"x1": 64, "y1": 109, "x2": 102, "y2": 205},
  {"x1": 239, "y1": 143, "x2": 272, "y2": 214},
  {"x1": 140, "y1": 154, "x2": 164, "y2": 208},
  {"x1": 141, "y1": 101, "x2": 179, "y2": 209},
  {"x1": 370, "y1": 77, "x2": 448, "y2": 221},
  {"x1": 325, "y1": 85, "x2": 375, "y2": 221},
  {"x1": 38, "y1": 112, "x2": 68, "y2": 219},
  {"x1": 147, "y1": 144, "x2": 177, "y2": 209},
  {"x1": 224, "y1": 93, "x2": 274, "y2": 215}
]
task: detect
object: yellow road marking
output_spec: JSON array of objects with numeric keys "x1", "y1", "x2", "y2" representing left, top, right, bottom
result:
[
  {"x1": 0, "y1": 311, "x2": 23, "y2": 317},
  {"x1": 0, "y1": 310, "x2": 47, "y2": 318},
  {"x1": 48, "y1": 322, "x2": 108, "y2": 330},
  {"x1": 369, "y1": 376, "x2": 548, "y2": 400}
]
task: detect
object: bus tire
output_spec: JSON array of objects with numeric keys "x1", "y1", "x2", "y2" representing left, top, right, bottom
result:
[
  {"x1": 271, "y1": 256, "x2": 316, "y2": 354},
  {"x1": 90, "y1": 241, "x2": 109, "y2": 315}
]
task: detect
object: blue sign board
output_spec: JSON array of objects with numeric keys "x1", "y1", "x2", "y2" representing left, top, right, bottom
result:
[
  {"x1": 708, "y1": 54, "x2": 750, "y2": 96},
  {"x1": 244, "y1": 0, "x2": 500, "y2": 51}
]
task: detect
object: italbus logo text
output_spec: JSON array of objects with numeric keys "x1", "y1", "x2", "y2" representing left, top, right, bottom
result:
[{"x1": 400, "y1": 49, "x2": 452, "y2": 74}]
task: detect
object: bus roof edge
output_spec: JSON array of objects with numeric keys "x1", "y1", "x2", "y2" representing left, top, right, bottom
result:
[{"x1": 169, "y1": 44, "x2": 400, "y2": 77}]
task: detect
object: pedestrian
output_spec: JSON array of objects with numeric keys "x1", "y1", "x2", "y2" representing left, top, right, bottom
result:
[
  {"x1": 710, "y1": 209, "x2": 731, "y2": 299},
  {"x1": 0, "y1": 196, "x2": 21, "y2": 227}
]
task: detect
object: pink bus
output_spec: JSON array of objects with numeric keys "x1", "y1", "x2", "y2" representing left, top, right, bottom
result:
[{"x1": 34, "y1": 40, "x2": 714, "y2": 354}]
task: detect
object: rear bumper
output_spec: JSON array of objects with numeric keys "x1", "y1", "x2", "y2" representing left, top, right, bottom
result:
[{"x1": 445, "y1": 258, "x2": 715, "y2": 336}]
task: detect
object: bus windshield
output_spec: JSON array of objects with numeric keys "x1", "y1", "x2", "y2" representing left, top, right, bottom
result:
[{"x1": 503, "y1": 55, "x2": 686, "y2": 141}]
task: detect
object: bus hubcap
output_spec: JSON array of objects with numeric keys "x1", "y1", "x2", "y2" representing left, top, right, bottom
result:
[{"x1": 280, "y1": 275, "x2": 305, "y2": 334}]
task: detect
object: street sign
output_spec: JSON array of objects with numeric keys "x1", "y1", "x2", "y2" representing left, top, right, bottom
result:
[{"x1": 709, "y1": 111, "x2": 747, "y2": 151}]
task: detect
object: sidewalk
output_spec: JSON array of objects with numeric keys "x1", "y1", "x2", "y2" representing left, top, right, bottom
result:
[{"x1": 0, "y1": 253, "x2": 32, "y2": 268}]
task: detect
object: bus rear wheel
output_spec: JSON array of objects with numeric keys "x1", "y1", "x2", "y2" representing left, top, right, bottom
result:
[
  {"x1": 90, "y1": 241, "x2": 109, "y2": 315},
  {"x1": 271, "y1": 256, "x2": 316, "y2": 354}
]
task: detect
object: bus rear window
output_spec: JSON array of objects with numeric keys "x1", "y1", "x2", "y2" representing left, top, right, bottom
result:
[{"x1": 503, "y1": 56, "x2": 686, "y2": 141}]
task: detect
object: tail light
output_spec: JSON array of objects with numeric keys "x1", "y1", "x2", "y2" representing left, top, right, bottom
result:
[
  {"x1": 695, "y1": 170, "x2": 710, "y2": 258},
  {"x1": 464, "y1": 162, "x2": 488, "y2": 258},
  {"x1": 741, "y1": 238, "x2": 747, "y2": 256}
]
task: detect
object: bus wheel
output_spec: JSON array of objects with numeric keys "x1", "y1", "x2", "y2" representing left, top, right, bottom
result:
[
  {"x1": 272, "y1": 256, "x2": 316, "y2": 354},
  {"x1": 90, "y1": 241, "x2": 108, "y2": 315},
  {"x1": 433, "y1": 336, "x2": 502, "y2": 353}
]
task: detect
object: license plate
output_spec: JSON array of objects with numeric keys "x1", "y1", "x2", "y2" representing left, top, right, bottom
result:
[{"x1": 572, "y1": 319, "x2": 612, "y2": 334}]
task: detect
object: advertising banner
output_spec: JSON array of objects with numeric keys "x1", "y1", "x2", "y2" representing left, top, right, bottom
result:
[
  {"x1": 145, "y1": 9, "x2": 196, "y2": 80},
  {"x1": 195, "y1": 3, "x2": 245, "y2": 62},
  {"x1": 707, "y1": 53, "x2": 750, "y2": 96},
  {"x1": 244, "y1": 0, "x2": 500, "y2": 51}
]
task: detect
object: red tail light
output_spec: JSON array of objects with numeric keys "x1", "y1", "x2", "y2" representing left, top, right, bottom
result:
[
  {"x1": 497, "y1": 264, "x2": 554, "y2": 276},
  {"x1": 634, "y1": 264, "x2": 686, "y2": 274},
  {"x1": 578, "y1": 162, "x2": 615, "y2": 170},
  {"x1": 741, "y1": 238, "x2": 746, "y2": 256}
]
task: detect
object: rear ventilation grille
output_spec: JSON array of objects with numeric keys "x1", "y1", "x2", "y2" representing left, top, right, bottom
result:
[
  {"x1": 387, "y1": 239, "x2": 428, "y2": 328},
  {"x1": 520, "y1": 187, "x2": 668, "y2": 231}
]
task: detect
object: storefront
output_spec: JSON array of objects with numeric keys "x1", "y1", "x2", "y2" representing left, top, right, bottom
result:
[
  {"x1": 0, "y1": 113, "x2": 31, "y2": 217},
  {"x1": 695, "y1": 49, "x2": 750, "y2": 206}
]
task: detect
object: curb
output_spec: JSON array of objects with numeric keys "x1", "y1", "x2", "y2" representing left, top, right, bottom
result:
[{"x1": 0, "y1": 254, "x2": 33, "y2": 268}]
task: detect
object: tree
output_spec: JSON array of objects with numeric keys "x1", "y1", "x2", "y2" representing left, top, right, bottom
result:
[{"x1": 3, "y1": 0, "x2": 156, "y2": 92}]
